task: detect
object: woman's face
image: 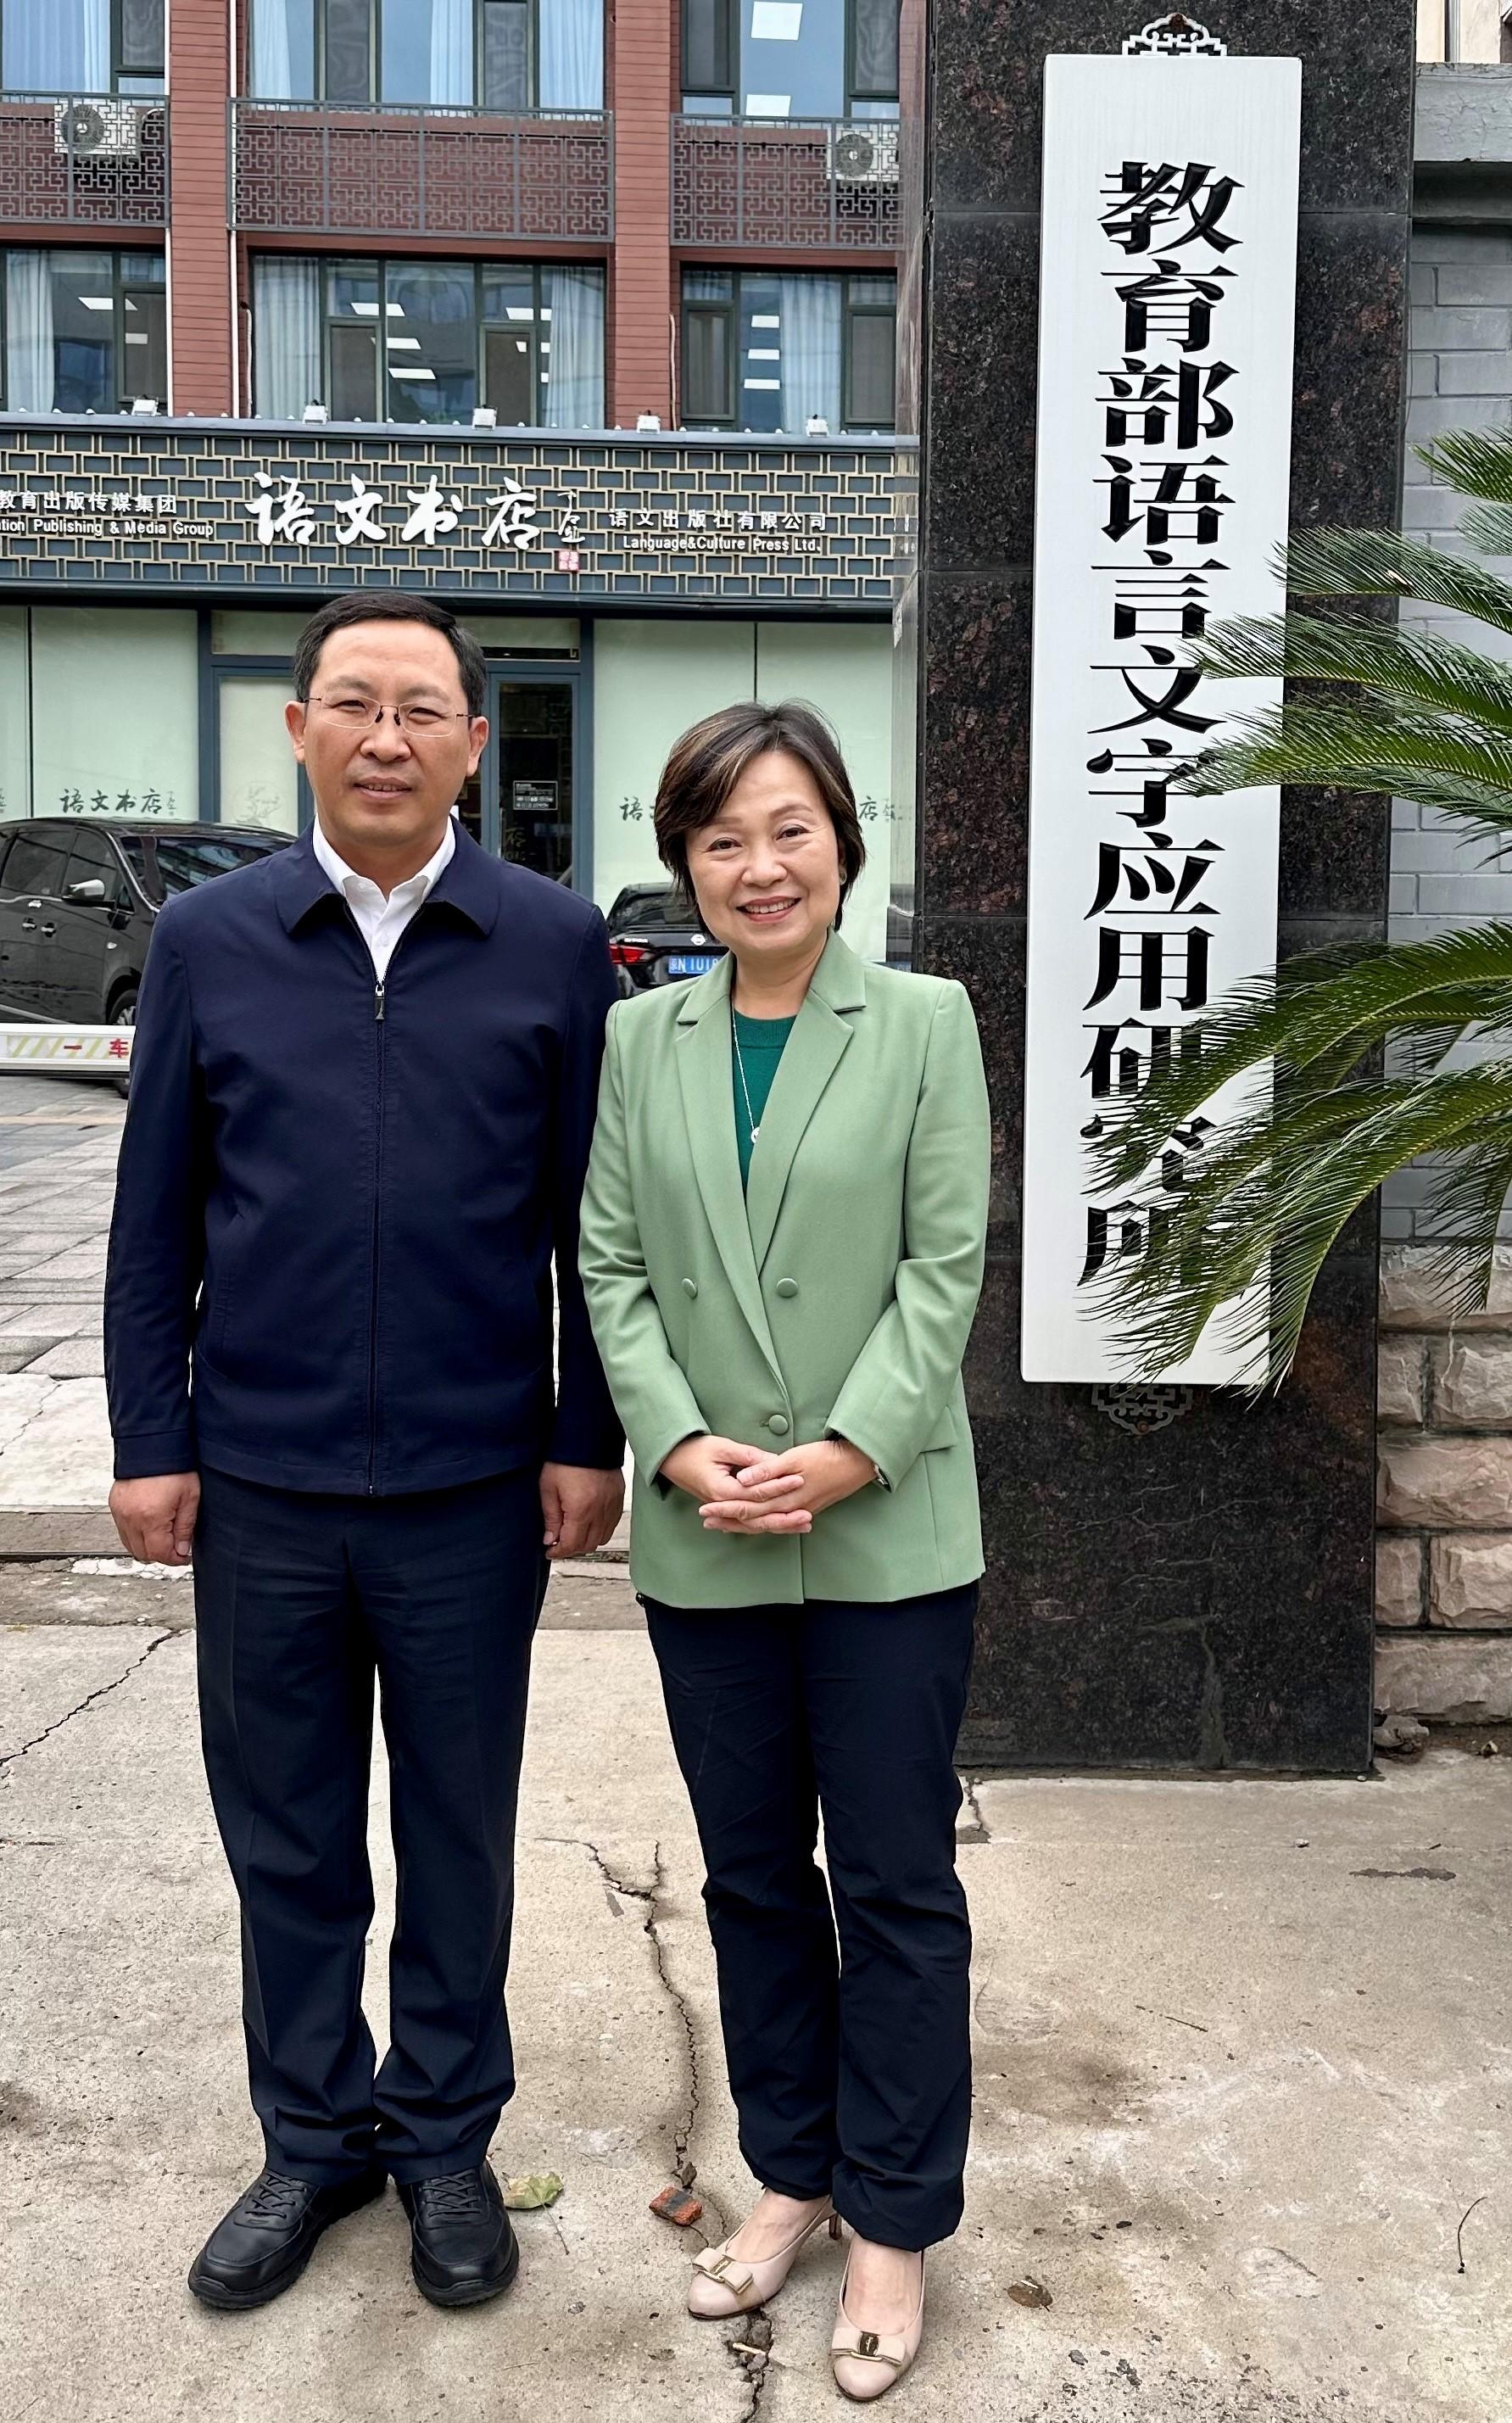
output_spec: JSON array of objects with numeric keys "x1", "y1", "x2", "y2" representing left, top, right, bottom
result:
[{"x1": 684, "y1": 748, "x2": 844, "y2": 973}]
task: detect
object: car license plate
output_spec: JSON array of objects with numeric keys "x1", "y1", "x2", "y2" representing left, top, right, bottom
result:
[{"x1": 667, "y1": 954, "x2": 719, "y2": 975}]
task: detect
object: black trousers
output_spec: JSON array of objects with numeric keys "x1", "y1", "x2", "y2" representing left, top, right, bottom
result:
[
  {"x1": 643, "y1": 1584, "x2": 976, "y2": 2251},
  {"x1": 192, "y1": 1464, "x2": 547, "y2": 2186}
]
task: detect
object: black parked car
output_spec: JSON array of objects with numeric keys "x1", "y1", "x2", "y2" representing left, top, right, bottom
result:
[
  {"x1": 605, "y1": 883, "x2": 726, "y2": 997},
  {"x1": 0, "y1": 818, "x2": 292, "y2": 1058}
]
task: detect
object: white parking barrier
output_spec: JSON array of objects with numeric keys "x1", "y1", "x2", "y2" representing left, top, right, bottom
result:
[{"x1": 0, "y1": 1024, "x2": 133, "y2": 1075}]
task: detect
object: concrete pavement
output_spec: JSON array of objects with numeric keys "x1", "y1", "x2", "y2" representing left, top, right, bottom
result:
[
  {"x1": 3, "y1": 1599, "x2": 1510, "y2": 2423},
  {"x1": 2, "y1": 1079, "x2": 1510, "y2": 2420}
]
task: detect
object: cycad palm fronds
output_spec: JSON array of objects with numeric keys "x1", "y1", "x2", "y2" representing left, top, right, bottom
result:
[{"x1": 1094, "y1": 426, "x2": 1512, "y2": 1390}]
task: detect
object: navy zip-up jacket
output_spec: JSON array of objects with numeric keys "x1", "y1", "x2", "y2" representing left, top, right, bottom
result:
[{"x1": 104, "y1": 823, "x2": 625, "y2": 1494}]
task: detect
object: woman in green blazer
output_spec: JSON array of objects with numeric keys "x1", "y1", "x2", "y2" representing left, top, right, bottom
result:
[{"x1": 580, "y1": 700, "x2": 990, "y2": 2403}]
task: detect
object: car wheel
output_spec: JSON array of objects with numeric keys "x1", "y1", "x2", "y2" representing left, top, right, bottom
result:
[{"x1": 109, "y1": 984, "x2": 137, "y2": 1098}]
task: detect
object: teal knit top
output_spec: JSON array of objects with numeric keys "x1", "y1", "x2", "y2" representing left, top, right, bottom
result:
[{"x1": 731, "y1": 1009, "x2": 795, "y2": 1193}]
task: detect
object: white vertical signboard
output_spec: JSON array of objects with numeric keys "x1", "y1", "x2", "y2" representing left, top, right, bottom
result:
[{"x1": 1019, "y1": 36, "x2": 1302, "y2": 1385}]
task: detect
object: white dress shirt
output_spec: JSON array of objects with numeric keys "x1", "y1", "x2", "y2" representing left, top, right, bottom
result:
[{"x1": 312, "y1": 814, "x2": 457, "y2": 983}]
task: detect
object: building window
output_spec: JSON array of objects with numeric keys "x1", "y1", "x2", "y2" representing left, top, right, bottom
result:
[
  {"x1": 0, "y1": 0, "x2": 165, "y2": 92},
  {"x1": 249, "y1": 0, "x2": 603, "y2": 109},
  {"x1": 0, "y1": 248, "x2": 165, "y2": 412},
  {"x1": 681, "y1": 268, "x2": 894, "y2": 432},
  {"x1": 0, "y1": 605, "x2": 200, "y2": 822},
  {"x1": 252, "y1": 253, "x2": 605, "y2": 427},
  {"x1": 681, "y1": 0, "x2": 896, "y2": 117}
]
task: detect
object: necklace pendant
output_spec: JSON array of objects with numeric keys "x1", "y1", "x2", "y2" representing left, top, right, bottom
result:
[{"x1": 750, "y1": 1125, "x2": 760, "y2": 1141}]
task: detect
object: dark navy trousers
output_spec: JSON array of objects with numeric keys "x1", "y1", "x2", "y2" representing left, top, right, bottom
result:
[
  {"x1": 192, "y1": 1465, "x2": 547, "y2": 2186},
  {"x1": 643, "y1": 1584, "x2": 976, "y2": 2250}
]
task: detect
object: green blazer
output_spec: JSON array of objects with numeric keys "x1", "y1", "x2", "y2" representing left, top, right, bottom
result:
[{"x1": 578, "y1": 928, "x2": 990, "y2": 1608}]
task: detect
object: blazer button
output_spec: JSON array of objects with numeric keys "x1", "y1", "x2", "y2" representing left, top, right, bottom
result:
[
  {"x1": 775, "y1": 1278, "x2": 799, "y2": 1298},
  {"x1": 683, "y1": 1277, "x2": 698, "y2": 1298},
  {"x1": 767, "y1": 1414, "x2": 790, "y2": 1435}
]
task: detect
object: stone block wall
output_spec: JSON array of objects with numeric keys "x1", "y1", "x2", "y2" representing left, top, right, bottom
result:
[
  {"x1": 1376, "y1": 1251, "x2": 1512, "y2": 1722},
  {"x1": 1376, "y1": 215, "x2": 1512, "y2": 1726}
]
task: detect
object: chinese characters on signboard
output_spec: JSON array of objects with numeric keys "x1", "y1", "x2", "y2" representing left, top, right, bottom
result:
[
  {"x1": 1019, "y1": 44, "x2": 1302, "y2": 1384},
  {"x1": 246, "y1": 470, "x2": 543, "y2": 550},
  {"x1": 240, "y1": 471, "x2": 831, "y2": 558},
  {"x1": 0, "y1": 491, "x2": 212, "y2": 540}
]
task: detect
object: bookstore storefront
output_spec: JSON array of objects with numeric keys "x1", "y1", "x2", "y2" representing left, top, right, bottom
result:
[{"x1": 0, "y1": 421, "x2": 898, "y2": 957}]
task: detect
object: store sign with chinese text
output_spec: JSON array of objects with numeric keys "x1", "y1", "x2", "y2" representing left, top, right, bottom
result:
[
  {"x1": 1019, "y1": 38, "x2": 1301, "y2": 1385},
  {"x1": 0, "y1": 468, "x2": 837, "y2": 570},
  {"x1": 0, "y1": 491, "x2": 213, "y2": 541}
]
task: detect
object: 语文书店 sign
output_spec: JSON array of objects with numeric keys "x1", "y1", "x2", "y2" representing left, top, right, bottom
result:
[{"x1": 1019, "y1": 31, "x2": 1300, "y2": 1385}]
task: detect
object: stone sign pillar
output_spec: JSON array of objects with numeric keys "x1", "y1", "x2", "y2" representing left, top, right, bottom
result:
[{"x1": 893, "y1": 4, "x2": 1416, "y2": 1770}]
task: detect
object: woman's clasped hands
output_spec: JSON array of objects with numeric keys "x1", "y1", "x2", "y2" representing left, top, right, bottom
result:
[{"x1": 659, "y1": 1434, "x2": 876, "y2": 1534}]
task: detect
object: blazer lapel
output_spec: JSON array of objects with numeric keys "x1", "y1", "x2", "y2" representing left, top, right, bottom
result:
[
  {"x1": 744, "y1": 930, "x2": 866, "y2": 1272},
  {"x1": 674, "y1": 959, "x2": 780, "y2": 1378}
]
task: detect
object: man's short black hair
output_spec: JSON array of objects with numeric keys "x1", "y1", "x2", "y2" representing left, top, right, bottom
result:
[{"x1": 293, "y1": 592, "x2": 487, "y2": 718}]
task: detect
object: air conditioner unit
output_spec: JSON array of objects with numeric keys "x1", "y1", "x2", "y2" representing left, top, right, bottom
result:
[
  {"x1": 53, "y1": 98, "x2": 142, "y2": 159},
  {"x1": 827, "y1": 123, "x2": 899, "y2": 185}
]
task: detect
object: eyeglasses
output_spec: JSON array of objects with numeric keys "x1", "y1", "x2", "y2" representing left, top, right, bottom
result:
[{"x1": 308, "y1": 695, "x2": 471, "y2": 735}]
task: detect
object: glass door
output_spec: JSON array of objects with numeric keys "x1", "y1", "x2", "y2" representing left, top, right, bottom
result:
[{"x1": 465, "y1": 669, "x2": 579, "y2": 885}]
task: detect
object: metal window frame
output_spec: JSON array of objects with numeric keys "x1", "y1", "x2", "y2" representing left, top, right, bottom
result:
[
  {"x1": 308, "y1": 254, "x2": 599, "y2": 428},
  {"x1": 117, "y1": 250, "x2": 167, "y2": 405},
  {"x1": 844, "y1": 0, "x2": 900, "y2": 109},
  {"x1": 841, "y1": 274, "x2": 895, "y2": 433},
  {"x1": 679, "y1": 288, "x2": 737, "y2": 426},
  {"x1": 112, "y1": 0, "x2": 167, "y2": 88},
  {"x1": 0, "y1": 243, "x2": 165, "y2": 412},
  {"x1": 678, "y1": 267, "x2": 896, "y2": 434},
  {"x1": 679, "y1": 0, "x2": 736, "y2": 103},
  {"x1": 294, "y1": 0, "x2": 549, "y2": 104},
  {"x1": 316, "y1": 0, "x2": 378, "y2": 106},
  {"x1": 481, "y1": 655, "x2": 585, "y2": 881},
  {"x1": 203, "y1": 634, "x2": 315, "y2": 831},
  {"x1": 477, "y1": 0, "x2": 538, "y2": 109}
]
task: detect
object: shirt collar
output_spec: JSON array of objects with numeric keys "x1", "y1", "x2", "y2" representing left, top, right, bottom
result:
[
  {"x1": 311, "y1": 812, "x2": 456, "y2": 907},
  {"x1": 274, "y1": 815, "x2": 499, "y2": 937}
]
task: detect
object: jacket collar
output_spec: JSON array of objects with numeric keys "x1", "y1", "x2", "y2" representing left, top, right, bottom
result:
[
  {"x1": 673, "y1": 925, "x2": 868, "y2": 1026},
  {"x1": 674, "y1": 929, "x2": 869, "y2": 1344},
  {"x1": 272, "y1": 818, "x2": 499, "y2": 938}
]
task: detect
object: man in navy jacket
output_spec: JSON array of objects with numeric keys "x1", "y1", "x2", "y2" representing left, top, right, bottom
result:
[{"x1": 105, "y1": 592, "x2": 624, "y2": 2314}]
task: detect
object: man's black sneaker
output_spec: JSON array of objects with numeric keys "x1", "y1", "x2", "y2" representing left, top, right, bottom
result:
[
  {"x1": 398, "y1": 2162, "x2": 520, "y2": 2309},
  {"x1": 187, "y1": 2165, "x2": 387, "y2": 2310}
]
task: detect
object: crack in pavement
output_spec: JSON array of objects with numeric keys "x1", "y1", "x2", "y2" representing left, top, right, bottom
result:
[
  {"x1": 0, "y1": 1627, "x2": 173, "y2": 1775},
  {"x1": 546, "y1": 1834, "x2": 774, "y2": 2417},
  {"x1": 542, "y1": 1834, "x2": 726, "y2": 2232},
  {"x1": 958, "y1": 1773, "x2": 990, "y2": 1843}
]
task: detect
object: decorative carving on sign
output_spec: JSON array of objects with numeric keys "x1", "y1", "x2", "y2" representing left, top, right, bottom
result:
[
  {"x1": 1091, "y1": 1382, "x2": 1195, "y2": 1434},
  {"x1": 1124, "y1": 15, "x2": 1228, "y2": 56}
]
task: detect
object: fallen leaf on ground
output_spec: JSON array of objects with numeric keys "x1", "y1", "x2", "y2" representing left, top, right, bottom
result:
[
  {"x1": 1008, "y1": 2277, "x2": 1053, "y2": 2309},
  {"x1": 502, "y1": 2172, "x2": 564, "y2": 2209}
]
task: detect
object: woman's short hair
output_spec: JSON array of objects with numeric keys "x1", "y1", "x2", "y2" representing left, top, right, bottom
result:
[{"x1": 653, "y1": 700, "x2": 867, "y2": 926}]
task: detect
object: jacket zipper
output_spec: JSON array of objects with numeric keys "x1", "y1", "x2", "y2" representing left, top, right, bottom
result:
[{"x1": 368, "y1": 974, "x2": 386, "y2": 1493}]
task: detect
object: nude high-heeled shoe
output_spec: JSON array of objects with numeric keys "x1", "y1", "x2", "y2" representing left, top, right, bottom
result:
[
  {"x1": 687, "y1": 2201, "x2": 841, "y2": 2319},
  {"x1": 829, "y1": 2247, "x2": 926, "y2": 2402}
]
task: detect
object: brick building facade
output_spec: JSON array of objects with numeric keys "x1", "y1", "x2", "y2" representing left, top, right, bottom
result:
[{"x1": 0, "y1": 0, "x2": 903, "y2": 950}]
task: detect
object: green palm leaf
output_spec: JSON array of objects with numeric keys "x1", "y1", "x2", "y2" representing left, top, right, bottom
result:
[
  {"x1": 1283, "y1": 526, "x2": 1512, "y2": 639},
  {"x1": 1097, "y1": 1065, "x2": 1512, "y2": 1389},
  {"x1": 1092, "y1": 924, "x2": 1512, "y2": 1192},
  {"x1": 1418, "y1": 427, "x2": 1512, "y2": 501},
  {"x1": 1189, "y1": 609, "x2": 1512, "y2": 734},
  {"x1": 1097, "y1": 426, "x2": 1512, "y2": 1389}
]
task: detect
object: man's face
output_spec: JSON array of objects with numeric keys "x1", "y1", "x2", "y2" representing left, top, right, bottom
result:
[{"x1": 285, "y1": 620, "x2": 488, "y2": 867}]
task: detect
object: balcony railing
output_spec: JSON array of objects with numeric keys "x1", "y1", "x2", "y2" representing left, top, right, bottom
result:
[
  {"x1": 0, "y1": 94, "x2": 169, "y2": 228},
  {"x1": 672, "y1": 114, "x2": 899, "y2": 254},
  {"x1": 230, "y1": 98, "x2": 612, "y2": 242}
]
